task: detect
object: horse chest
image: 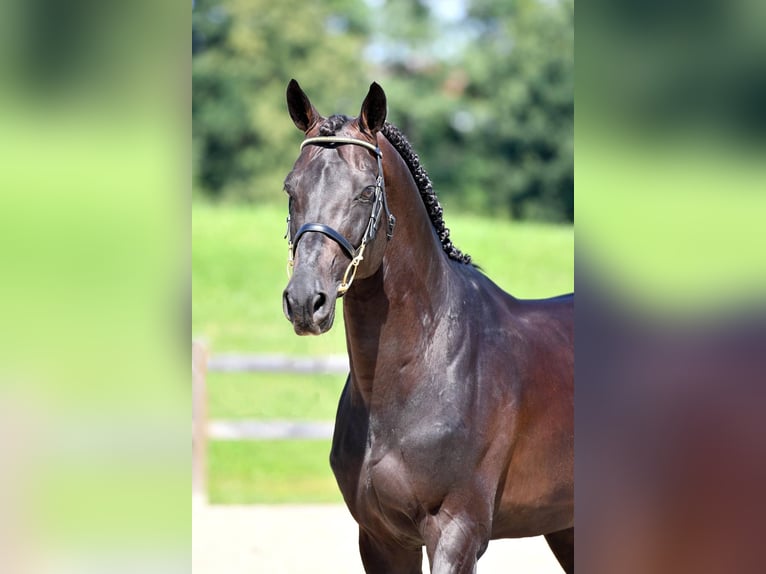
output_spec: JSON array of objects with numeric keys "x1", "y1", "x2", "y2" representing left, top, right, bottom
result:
[
  {"x1": 343, "y1": 419, "x2": 473, "y2": 529},
  {"x1": 349, "y1": 442, "x2": 435, "y2": 541},
  {"x1": 331, "y1": 376, "x2": 493, "y2": 539}
]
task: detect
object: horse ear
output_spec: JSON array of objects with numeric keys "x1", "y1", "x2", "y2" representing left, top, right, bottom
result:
[
  {"x1": 286, "y1": 79, "x2": 321, "y2": 132},
  {"x1": 359, "y1": 82, "x2": 387, "y2": 135}
]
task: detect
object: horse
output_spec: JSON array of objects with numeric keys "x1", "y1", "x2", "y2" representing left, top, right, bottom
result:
[{"x1": 281, "y1": 79, "x2": 574, "y2": 574}]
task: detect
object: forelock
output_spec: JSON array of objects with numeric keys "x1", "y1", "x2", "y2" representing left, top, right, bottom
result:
[{"x1": 319, "y1": 114, "x2": 352, "y2": 136}]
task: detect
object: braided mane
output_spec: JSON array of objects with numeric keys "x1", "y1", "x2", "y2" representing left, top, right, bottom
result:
[
  {"x1": 381, "y1": 122, "x2": 472, "y2": 265},
  {"x1": 317, "y1": 115, "x2": 472, "y2": 265}
]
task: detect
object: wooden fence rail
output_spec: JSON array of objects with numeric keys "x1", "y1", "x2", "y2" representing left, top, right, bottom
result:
[
  {"x1": 192, "y1": 343, "x2": 346, "y2": 498},
  {"x1": 208, "y1": 353, "x2": 348, "y2": 374},
  {"x1": 208, "y1": 420, "x2": 335, "y2": 440}
]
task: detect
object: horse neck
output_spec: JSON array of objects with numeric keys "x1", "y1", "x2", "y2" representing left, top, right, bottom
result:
[{"x1": 342, "y1": 136, "x2": 452, "y2": 405}]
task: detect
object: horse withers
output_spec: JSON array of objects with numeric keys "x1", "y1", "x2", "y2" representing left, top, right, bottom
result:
[{"x1": 281, "y1": 79, "x2": 574, "y2": 574}]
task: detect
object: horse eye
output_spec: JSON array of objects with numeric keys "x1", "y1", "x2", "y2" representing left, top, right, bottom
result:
[{"x1": 358, "y1": 185, "x2": 376, "y2": 202}]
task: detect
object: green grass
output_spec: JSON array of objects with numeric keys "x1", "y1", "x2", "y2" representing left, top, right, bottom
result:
[
  {"x1": 207, "y1": 371, "x2": 345, "y2": 421},
  {"x1": 194, "y1": 202, "x2": 573, "y2": 503},
  {"x1": 208, "y1": 440, "x2": 342, "y2": 504}
]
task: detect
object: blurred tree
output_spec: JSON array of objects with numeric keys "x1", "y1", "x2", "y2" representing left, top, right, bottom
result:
[
  {"x1": 364, "y1": 0, "x2": 573, "y2": 222},
  {"x1": 192, "y1": 0, "x2": 573, "y2": 222},
  {"x1": 192, "y1": 0, "x2": 371, "y2": 202},
  {"x1": 363, "y1": 0, "x2": 456, "y2": 168},
  {"x1": 459, "y1": 0, "x2": 574, "y2": 221},
  {"x1": 362, "y1": 0, "x2": 481, "y2": 218}
]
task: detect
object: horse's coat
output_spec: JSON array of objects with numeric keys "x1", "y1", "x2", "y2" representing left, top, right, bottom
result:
[{"x1": 282, "y1": 80, "x2": 574, "y2": 573}]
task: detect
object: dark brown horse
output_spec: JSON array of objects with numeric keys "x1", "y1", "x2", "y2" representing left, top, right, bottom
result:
[{"x1": 282, "y1": 80, "x2": 574, "y2": 573}]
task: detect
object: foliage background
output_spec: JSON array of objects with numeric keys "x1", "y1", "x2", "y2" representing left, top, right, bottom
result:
[{"x1": 192, "y1": 0, "x2": 573, "y2": 221}]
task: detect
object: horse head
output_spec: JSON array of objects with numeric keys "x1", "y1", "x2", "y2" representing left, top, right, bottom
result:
[{"x1": 282, "y1": 79, "x2": 394, "y2": 335}]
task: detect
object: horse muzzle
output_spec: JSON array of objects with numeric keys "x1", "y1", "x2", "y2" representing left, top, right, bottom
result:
[{"x1": 282, "y1": 277, "x2": 337, "y2": 335}]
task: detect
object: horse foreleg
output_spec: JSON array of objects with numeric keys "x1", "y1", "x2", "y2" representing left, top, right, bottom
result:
[
  {"x1": 545, "y1": 527, "x2": 574, "y2": 574},
  {"x1": 359, "y1": 527, "x2": 423, "y2": 574},
  {"x1": 423, "y1": 512, "x2": 487, "y2": 574}
]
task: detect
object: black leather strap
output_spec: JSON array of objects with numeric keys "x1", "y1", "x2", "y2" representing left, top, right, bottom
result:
[{"x1": 292, "y1": 223, "x2": 357, "y2": 260}]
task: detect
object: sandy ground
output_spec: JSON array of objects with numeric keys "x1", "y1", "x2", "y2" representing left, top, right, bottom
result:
[{"x1": 193, "y1": 497, "x2": 562, "y2": 573}]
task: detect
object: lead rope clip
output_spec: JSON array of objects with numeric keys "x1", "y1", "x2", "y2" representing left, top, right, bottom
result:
[
  {"x1": 337, "y1": 243, "x2": 367, "y2": 296},
  {"x1": 285, "y1": 216, "x2": 294, "y2": 278}
]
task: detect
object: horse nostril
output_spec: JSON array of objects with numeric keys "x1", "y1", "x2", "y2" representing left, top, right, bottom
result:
[
  {"x1": 283, "y1": 290, "x2": 293, "y2": 321},
  {"x1": 313, "y1": 292, "x2": 327, "y2": 315}
]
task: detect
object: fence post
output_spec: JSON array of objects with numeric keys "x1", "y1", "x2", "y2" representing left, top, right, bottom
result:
[{"x1": 192, "y1": 340, "x2": 209, "y2": 502}]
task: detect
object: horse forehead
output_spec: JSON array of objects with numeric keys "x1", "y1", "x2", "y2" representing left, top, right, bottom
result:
[{"x1": 298, "y1": 147, "x2": 373, "y2": 185}]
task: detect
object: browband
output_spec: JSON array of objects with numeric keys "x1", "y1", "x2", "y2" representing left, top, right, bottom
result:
[{"x1": 300, "y1": 136, "x2": 382, "y2": 156}]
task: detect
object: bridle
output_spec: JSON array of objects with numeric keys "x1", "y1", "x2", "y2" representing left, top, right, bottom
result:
[{"x1": 285, "y1": 136, "x2": 396, "y2": 296}]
